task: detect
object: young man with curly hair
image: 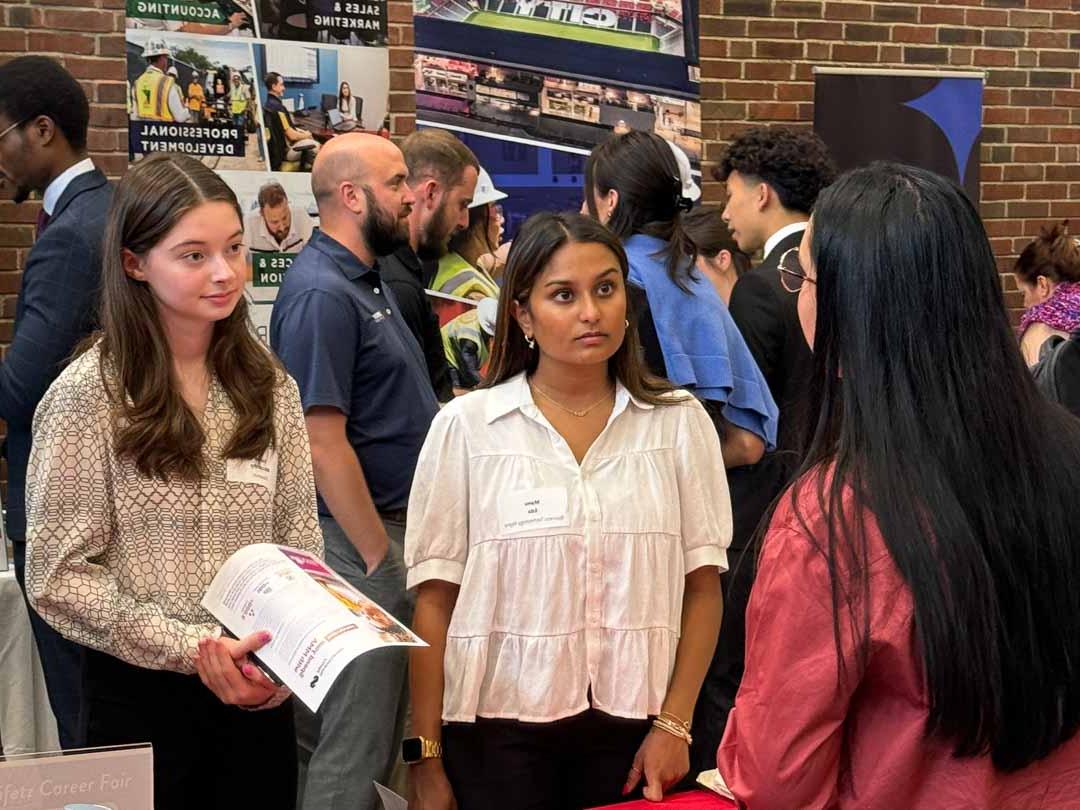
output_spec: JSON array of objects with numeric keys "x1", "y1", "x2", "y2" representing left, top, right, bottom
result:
[{"x1": 690, "y1": 127, "x2": 835, "y2": 771}]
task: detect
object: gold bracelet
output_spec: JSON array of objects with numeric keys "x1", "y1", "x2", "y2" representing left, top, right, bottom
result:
[
  {"x1": 652, "y1": 716, "x2": 693, "y2": 746},
  {"x1": 658, "y1": 711, "x2": 690, "y2": 732}
]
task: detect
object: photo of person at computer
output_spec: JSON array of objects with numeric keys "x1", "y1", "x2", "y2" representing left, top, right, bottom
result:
[{"x1": 253, "y1": 42, "x2": 390, "y2": 173}]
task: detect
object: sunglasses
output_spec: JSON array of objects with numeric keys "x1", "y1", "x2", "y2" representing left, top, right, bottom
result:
[{"x1": 778, "y1": 246, "x2": 815, "y2": 294}]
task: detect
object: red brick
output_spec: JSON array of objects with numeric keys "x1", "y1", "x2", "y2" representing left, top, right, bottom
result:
[
  {"x1": 1025, "y1": 183, "x2": 1067, "y2": 200},
  {"x1": 806, "y1": 41, "x2": 830, "y2": 59},
  {"x1": 41, "y1": 9, "x2": 114, "y2": 31},
  {"x1": 1010, "y1": 89, "x2": 1054, "y2": 106},
  {"x1": 980, "y1": 165, "x2": 1003, "y2": 183},
  {"x1": 704, "y1": 61, "x2": 741, "y2": 78},
  {"x1": 749, "y1": 102, "x2": 800, "y2": 120},
  {"x1": 981, "y1": 183, "x2": 1020, "y2": 202},
  {"x1": 0, "y1": 272, "x2": 23, "y2": 293},
  {"x1": 974, "y1": 49, "x2": 1017, "y2": 67},
  {"x1": 964, "y1": 8, "x2": 1008, "y2": 28},
  {"x1": 1006, "y1": 126, "x2": 1050, "y2": 143},
  {"x1": 756, "y1": 40, "x2": 804, "y2": 58},
  {"x1": 88, "y1": 106, "x2": 127, "y2": 127},
  {"x1": 823, "y1": 1, "x2": 871, "y2": 20},
  {"x1": 1039, "y1": 51, "x2": 1080, "y2": 69},
  {"x1": 1007, "y1": 201, "x2": 1050, "y2": 218},
  {"x1": 64, "y1": 57, "x2": 124, "y2": 81},
  {"x1": 1050, "y1": 201, "x2": 1080, "y2": 218},
  {"x1": 1013, "y1": 146, "x2": 1056, "y2": 162},
  {"x1": 0, "y1": 250, "x2": 18, "y2": 272},
  {"x1": 1028, "y1": 31, "x2": 1069, "y2": 49},
  {"x1": 701, "y1": 18, "x2": 747, "y2": 36},
  {"x1": 984, "y1": 219, "x2": 1024, "y2": 237},
  {"x1": 1053, "y1": 90, "x2": 1080, "y2": 107},
  {"x1": 1046, "y1": 165, "x2": 1080, "y2": 181},
  {"x1": 1051, "y1": 127, "x2": 1080, "y2": 144},
  {"x1": 949, "y1": 48, "x2": 974, "y2": 66},
  {"x1": 832, "y1": 43, "x2": 879, "y2": 62},
  {"x1": 1051, "y1": 11, "x2": 1080, "y2": 29},
  {"x1": 748, "y1": 19, "x2": 794, "y2": 37},
  {"x1": 0, "y1": 227, "x2": 32, "y2": 248},
  {"x1": 699, "y1": 39, "x2": 728, "y2": 57},
  {"x1": 798, "y1": 20, "x2": 843, "y2": 38},
  {"x1": 97, "y1": 35, "x2": 126, "y2": 57},
  {"x1": 27, "y1": 31, "x2": 95, "y2": 54},
  {"x1": 1009, "y1": 9, "x2": 1052, "y2": 27},
  {"x1": 775, "y1": 0, "x2": 821, "y2": 18},
  {"x1": 921, "y1": 6, "x2": 965, "y2": 24},
  {"x1": 724, "y1": 82, "x2": 776, "y2": 100},
  {"x1": 985, "y1": 108, "x2": 1027, "y2": 125},
  {"x1": 892, "y1": 26, "x2": 937, "y2": 44},
  {"x1": 702, "y1": 101, "x2": 747, "y2": 119},
  {"x1": 1028, "y1": 108, "x2": 1070, "y2": 125},
  {"x1": 777, "y1": 83, "x2": 814, "y2": 101},
  {"x1": 0, "y1": 29, "x2": 26, "y2": 51},
  {"x1": 745, "y1": 62, "x2": 793, "y2": 80},
  {"x1": 730, "y1": 40, "x2": 754, "y2": 57},
  {"x1": 97, "y1": 82, "x2": 128, "y2": 104}
]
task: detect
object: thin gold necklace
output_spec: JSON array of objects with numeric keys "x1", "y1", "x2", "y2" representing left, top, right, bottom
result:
[{"x1": 530, "y1": 380, "x2": 613, "y2": 418}]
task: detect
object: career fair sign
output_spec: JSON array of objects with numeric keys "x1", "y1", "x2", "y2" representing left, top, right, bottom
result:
[{"x1": 124, "y1": 0, "x2": 392, "y2": 342}]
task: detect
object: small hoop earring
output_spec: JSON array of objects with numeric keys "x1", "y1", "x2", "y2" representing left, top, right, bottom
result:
[
  {"x1": 624, "y1": 319, "x2": 629, "y2": 328},
  {"x1": 525, "y1": 335, "x2": 536, "y2": 350}
]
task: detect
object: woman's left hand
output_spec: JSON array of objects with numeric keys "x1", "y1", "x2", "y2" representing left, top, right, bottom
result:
[
  {"x1": 623, "y1": 727, "x2": 690, "y2": 801},
  {"x1": 194, "y1": 631, "x2": 279, "y2": 707}
]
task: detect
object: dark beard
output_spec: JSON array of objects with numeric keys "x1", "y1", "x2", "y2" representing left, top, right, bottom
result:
[
  {"x1": 415, "y1": 199, "x2": 453, "y2": 261},
  {"x1": 362, "y1": 188, "x2": 409, "y2": 258},
  {"x1": 12, "y1": 184, "x2": 30, "y2": 204}
]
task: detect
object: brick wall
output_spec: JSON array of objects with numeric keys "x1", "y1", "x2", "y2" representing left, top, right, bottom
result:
[
  {"x1": 0, "y1": 1, "x2": 416, "y2": 488},
  {"x1": 700, "y1": 0, "x2": 1080, "y2": 318}
]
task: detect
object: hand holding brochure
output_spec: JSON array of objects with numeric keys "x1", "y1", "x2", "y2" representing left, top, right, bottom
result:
[{"x1": 202, "y1": 543, "x2": 426, "y2": 711}]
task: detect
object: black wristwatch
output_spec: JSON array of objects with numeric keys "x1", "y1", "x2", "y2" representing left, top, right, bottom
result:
[{"x1": 401, "y1": 736, "x2": 443, "y2": 764}]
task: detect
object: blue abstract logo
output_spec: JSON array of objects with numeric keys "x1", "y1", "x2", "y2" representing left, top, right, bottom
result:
[{"x1": 903, "y1": 78, "x2": 983, "y2": 186}]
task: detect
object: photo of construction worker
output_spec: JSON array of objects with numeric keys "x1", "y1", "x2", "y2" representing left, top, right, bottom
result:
[
  {"x1": 442, "y1": 296, "x2": 498, "y2": 394},
  {"x1": 125, "y1": 31, "x2": 268, "y2": 171},
  {"x1": 126, "y1": 0, "x2": 255, "y2": 36}
]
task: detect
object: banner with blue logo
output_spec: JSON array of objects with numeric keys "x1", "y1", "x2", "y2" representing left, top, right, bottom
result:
[{"x1": 813, "y1": 68, "x2": 984, "y2": 202}]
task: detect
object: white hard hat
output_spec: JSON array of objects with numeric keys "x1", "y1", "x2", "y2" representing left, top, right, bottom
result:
[
  {"x1": 470, "y1": 167, "x2": 507, "y2": 209},
  {"x1": 142, "y1": 38, "x2": 171, "y2": 58},
  {"x1": 667, "y1": 139, "x2": 701, "y2": 202},
  {"x1": 167, "y1": 66, "x2": 179, "y2": 77},
  {"x1": 476, "y1": 297, "x2": 499, "y2": 336}
]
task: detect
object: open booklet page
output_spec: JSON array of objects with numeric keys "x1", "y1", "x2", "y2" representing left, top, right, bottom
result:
[
  {"x1": 202, "y1": 543, "x2": 426, "y2": 711},
  {"x1": 696, "y1": 769, "x2": 735, "y2": 801}
]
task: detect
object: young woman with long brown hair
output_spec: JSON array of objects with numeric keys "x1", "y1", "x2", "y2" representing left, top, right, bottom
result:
[
  {"x1": 26, "y1": 153, "x2": 321, "y2": 809},
  {"x1": 406, "y1": 211, "x2": 730, "y2": 809}
]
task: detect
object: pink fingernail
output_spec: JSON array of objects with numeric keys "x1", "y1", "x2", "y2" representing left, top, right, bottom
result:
[{"x1": 260, "y1": 631, "x2": 272, "y2": 643}]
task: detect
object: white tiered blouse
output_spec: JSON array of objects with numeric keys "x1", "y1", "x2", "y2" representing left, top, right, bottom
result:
[{"x1": 405, "y1": 372, "x2": 732, "y2": 724}]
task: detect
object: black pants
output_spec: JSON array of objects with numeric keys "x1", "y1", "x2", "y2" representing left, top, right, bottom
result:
[
  {"x1": 13, "y1": 540, "x2": 86, "y2": 749},
  {"x1": 82, "y1": 648, "x2": 297, "y2": 810},
  {"x1": 443, "y1": 710, "x2": 652, "y2": 810}
]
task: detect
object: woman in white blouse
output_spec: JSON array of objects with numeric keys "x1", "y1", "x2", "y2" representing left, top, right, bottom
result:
[
  {"x1": 26, "y1": 153, "x2": 322, "y2": 809},
  {"x1": 406, "y1": 211, "x2": 731, "y2": 809}
]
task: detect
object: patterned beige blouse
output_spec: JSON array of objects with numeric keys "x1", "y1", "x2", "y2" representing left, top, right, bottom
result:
[{"x1": 26, "y1": 344, "x2": 323, "y2": 674}]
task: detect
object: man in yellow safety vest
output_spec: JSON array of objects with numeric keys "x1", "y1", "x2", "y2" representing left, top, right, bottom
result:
[{"x1": 133, "y1": 38, "x2": 189, "y2": 123}]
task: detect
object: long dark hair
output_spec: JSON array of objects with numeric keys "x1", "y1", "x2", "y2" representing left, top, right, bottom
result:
[
  {"x1": 795, "y1": 162, "x2": 1080, "y2": 771},
  {"x1": 584, "y1": 131, "x2": 697, "y2": 290},
  {"x1": 95, "y1": 153, "x2": 281, "y2": 480},
  {"x1": 482, "y1": 210, "x2": 675, "y2": 405},
  {"x1": 338, "y1": 81, "x2": 351, "y2": 111}
]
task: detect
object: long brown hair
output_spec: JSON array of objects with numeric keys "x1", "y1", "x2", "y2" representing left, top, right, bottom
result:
[
  {"x1": 96, "y1": 153, "x2": 280, "y2": 480},
  {"x1": 482, "y1": 210, "x2": 676, "y2": 405}
]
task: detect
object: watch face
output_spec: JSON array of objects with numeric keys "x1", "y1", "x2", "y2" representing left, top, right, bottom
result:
[{"x1": 402, "y1": 737, "x2": 422, "y2": 762}]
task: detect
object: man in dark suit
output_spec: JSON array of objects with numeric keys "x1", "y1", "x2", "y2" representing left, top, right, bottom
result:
[
  {"x1": 379, "y1": 128, "x2": 479, "y2": 402},
  {"x1": 0, "y1": 56, "x2": 114, "y2": 749},
  {"x1": 688, "y1": 126, "x2": 836, "y2": 772}
]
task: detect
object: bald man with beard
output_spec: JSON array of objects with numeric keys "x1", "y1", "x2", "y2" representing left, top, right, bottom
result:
[{"x1": 270, "y1": 134, "x2": 440, "y2": 810}]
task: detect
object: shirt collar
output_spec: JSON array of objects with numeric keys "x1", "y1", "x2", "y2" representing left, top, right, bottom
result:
[
  {"x1": 308, "y1": 229, "x2": 377, "y2": 281},
  {"x1": 43, "y1": 158, "x2": 95, "y2": 215},
  {"x1": 763, "y1": 221, "x2": 808, "y2": 262},
  {"x1": 484, "y1": 371, "x2": 654, "y2": 424}
]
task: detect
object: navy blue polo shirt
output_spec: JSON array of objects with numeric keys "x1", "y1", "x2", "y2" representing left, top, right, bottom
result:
[{"x1": 270, "y1": 229, "x2": 439, "y2": 515}]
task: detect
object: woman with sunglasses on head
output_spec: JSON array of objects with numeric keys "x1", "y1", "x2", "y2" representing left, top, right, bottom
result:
[
  {"x1": 26, "y1": 153, "x2": 322, "y2": 810},
  {"x1": 406, "y1": 211, "x2": 731, "y2": 809},
  {"x1": 717, "y1": 163, "x2": 1080, "y2": 807}
]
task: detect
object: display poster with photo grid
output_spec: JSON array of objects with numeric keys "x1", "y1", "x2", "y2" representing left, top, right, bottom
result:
[{"x1": 124, "y1": 0, "x2": 393, "y2": 339}]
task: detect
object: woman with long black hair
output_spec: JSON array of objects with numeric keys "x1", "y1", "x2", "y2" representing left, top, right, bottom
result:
[{"x1": 717, "y1": 163, "x2": 1080, "y2": 807}]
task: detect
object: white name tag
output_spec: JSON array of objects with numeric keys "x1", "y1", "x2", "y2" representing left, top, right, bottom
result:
[
  {"x1": 498, "y1": 487, "x2": 569, "y2": 535},
  {"x1": 226, "y1": 450, "x2": 278, "y2": 494}
]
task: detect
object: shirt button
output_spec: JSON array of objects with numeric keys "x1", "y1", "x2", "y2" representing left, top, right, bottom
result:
[
  {"x1": 385, "y1": 308, "x2": 392, "y2": 315},
  {"x1": 374, "y1": 287, "x2": 381, "y2": 294}
]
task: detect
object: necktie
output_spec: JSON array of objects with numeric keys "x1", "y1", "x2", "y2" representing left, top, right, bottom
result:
[{"x1": 35, "y1": 208, "x2": 51, "y2": 238}]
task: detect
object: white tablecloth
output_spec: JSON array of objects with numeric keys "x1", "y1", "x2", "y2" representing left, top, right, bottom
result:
[{"x1": 0, "y1": 568, "x2": 60, "y2": 755}]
